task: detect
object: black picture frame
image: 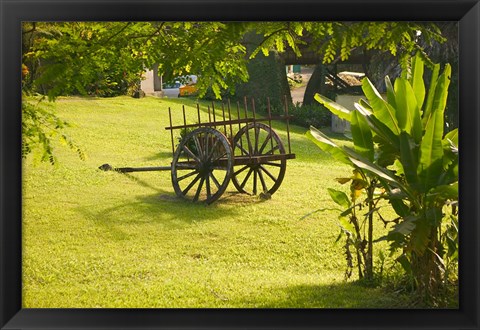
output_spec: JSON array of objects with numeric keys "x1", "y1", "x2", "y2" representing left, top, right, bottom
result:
[{"x1": 1, "y1": 0, "x2": 479, "y2": 329}]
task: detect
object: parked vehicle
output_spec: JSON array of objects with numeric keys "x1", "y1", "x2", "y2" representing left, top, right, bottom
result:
[
  {"x1": 162, "y1": 82, "x2": 181, "y2": 89},
  {"x1": 178, "y1": 75, "x2": 198, "y2": 97},
  {"x1": 178, "y1": 83, "x2": 198, "y2": 97}
]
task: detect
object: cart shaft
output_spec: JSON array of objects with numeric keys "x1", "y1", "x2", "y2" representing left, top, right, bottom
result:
[
  {"x1": 98, "y1": 164, "x2": 171, "y2": 173},
  {"x1": 116, "y1": 166, "x2": 171, "y2": 173}
]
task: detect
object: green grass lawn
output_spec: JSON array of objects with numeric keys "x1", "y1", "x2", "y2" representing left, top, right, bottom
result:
[{"x1": 22, "y1": 96, "x2": 410, "y2": 308}]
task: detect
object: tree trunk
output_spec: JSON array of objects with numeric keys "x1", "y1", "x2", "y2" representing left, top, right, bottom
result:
[
  {"x1": 302, "y1": 63, "x2": 326, "y2": 106},
  {"x1": 411, "y1": 226, "x2": 443, "y2": 305},
  {"x1": 365, "y1": 184, "x2": 375, "y2": 281}
]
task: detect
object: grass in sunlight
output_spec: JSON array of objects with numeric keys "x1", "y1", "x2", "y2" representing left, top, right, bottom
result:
[{"x1": 22, "y1": 95, "x2": 411, "y2": 308}]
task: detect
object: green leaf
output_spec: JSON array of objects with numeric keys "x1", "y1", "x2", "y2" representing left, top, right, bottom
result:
[
  {"x1": 335, "y1": 177, "x2": 352, "y2": 184},
  {"x1": 354, "y1": 103, "x2": 400, "y2": 150},
  {"x1": 391, "y1": 215, "x2": 418, "y2": 236},
  {"x1": 385, "y1": 76, "x2": 396, "y2": 109},
  {"x1": 442, "y1": 128, "x2": 459, "y2": 170},
  {"x1": 425, "y1": 207, "x2": 443, "y2": 227},
  {"x1": 335, "y1": 230, "x2": 344, "y2": 243},
  {"x1": 341, "y1": 146, "x2": 418, "y2": 207},
  {"x1": 389, "y1": 199, "x2": 410, "y2": 217},
  {"x1": 314, "y1": 93, "x2": 351, "y2": 121},
  {"x1": 362, "y1": 78, "x2": 400, "y2": 135},
  {"x1": 350, "y1": 109, "x2": 374, "y2": 161},
  {"x1": 348, "y1": 155, "x2": 399, "y2": 185},
  {"x1": 422, "y1": 63, "x2": 440, "y2": 126},
  {"x1": 340, "y1": 206, "x2": 354, "y2": 218},
  {"x1": 393, "y1": 78, "x2": 413, "y2": 131},
  {"x1": 409, "y1": 216, "x2": 431, "y2": 254},
  {"x1": 396, "y1": 254, "x2": 412, "y2": 273},
  {"x1": 410, "y1": 53, "x2": 426, "y2": 110},
  {"x1": 327, "y1": 188, "x2": 351, "y2": 209},
  {"x1": 418, "y1": 102, "x2": 445, "y2": 192},
  {"x1": 431, "y1": 64, "x2": 451, "y2": 118},
  {"x1": 307, "y1": 127, "x2": 351, "y2": 165},
  {"x1": 392, "y1": 159, "x2": 405, "y2": 177},
  {"x1": 358, "y1": 98, "x2": 373, "y2": 111},
  {"x1": 339, "y1": 216, "x2": 356, "y2": 235},
  {"x1": 399, "y1": 132, "x2": 418, "y2": 186},
  {"x1": 417, "y1": 64, "x2": 450, "y2": 191},
  {"x1": 427, "y1": 182, "x2": 458, "y2": 204},
  {"x1": 446, "y1": 234, "x2": 458, "y2": 259},
  {"x1": 443, "y1": 128, "x2": 458, "y2": 147},
  {"x1": 394, "y1": 78, "x2": 422, "y2": 143}
]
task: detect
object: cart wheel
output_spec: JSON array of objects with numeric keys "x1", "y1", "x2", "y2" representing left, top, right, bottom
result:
[
  {"x1": 171, "y1": 127, "x2": 233, "y2": 204},
  {"x1": 232, "y1": 122, "x2": 286, "y2": 196}
]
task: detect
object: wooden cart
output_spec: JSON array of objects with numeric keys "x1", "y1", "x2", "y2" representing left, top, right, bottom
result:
[{"x1": 101, "y1": 97, "x2": 295, "y2": 204}]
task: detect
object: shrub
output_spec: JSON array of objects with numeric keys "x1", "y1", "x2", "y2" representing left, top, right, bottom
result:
[{"x1": 291, "y1": 103, "x2": 331, "y2": 128}]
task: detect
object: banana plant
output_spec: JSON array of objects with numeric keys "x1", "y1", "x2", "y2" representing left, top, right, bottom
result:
[
  {"x1": 308, "y1": 122, "x2": 385, "y2": 282},
  {"x1": 308, "y1": 53, "x2": 458, "y2": 301}
]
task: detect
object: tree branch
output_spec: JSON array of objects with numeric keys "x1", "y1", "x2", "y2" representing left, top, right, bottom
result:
[{"x1": 103, "y1": 22, "x2": 132, "y2": 44}]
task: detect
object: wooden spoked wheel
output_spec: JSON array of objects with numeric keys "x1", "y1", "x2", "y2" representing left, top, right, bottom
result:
[
  {"x1": 171, "y1": 127, "x2": 233, "y2": 204},
  {"x1": 231, "y1": 122, "x2": 287, "y2": 196}
]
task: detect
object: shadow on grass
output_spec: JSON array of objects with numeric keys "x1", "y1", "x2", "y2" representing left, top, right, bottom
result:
[
  {"x1": 142, "y1": 151, "x2": 175, "y2": 162},
  {"x1": 75, "y1": 172, "x2": 265, "y2": 240},
  {"x1": 234, "y1": 282, "x2": 411, "y2": 309},
  {"x1": 120, "y1": 172, "x2": 264, "y2": 207},
  {"x1": 121, "y1": 172, "x2": 168, "y2": 192},
  {"x1": 157, "y1": 97, "x2": 207, "y2": 109},
  {"x1": 75, "y1": 194, "x2": 244, "y2": 241}
]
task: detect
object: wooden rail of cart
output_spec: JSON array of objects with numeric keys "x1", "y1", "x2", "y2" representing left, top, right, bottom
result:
[{"x1": 101, "y1": 96, "x2": 295, "y2": 204}]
